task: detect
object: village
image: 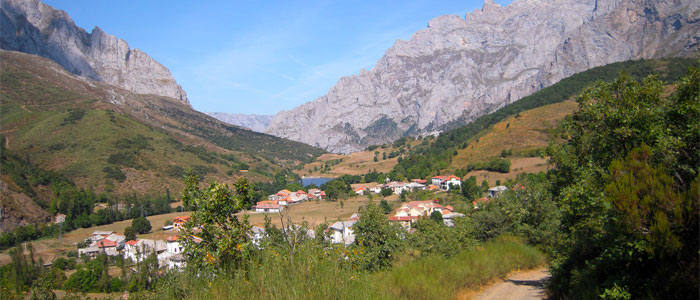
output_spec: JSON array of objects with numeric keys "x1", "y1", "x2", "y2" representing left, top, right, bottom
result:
[{"x1": 74, "y1": 175, "x2": 513, "y2": 268}]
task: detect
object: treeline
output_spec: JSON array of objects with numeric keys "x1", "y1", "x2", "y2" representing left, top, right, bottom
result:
[
  {"x1": 392, "y1": 58, "x2": 699, "y2": 179},
  {"x1": 462, "y1": 158, "x2": 511, "y2": 174}
]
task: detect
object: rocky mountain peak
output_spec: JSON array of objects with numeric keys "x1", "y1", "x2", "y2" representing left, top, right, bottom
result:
[
  {"x1": 266, "y1": 0, "x2": 699, "y2": 153},
  {"x1": 0, "y1": 0, "x2": 189, "y2": 105}
]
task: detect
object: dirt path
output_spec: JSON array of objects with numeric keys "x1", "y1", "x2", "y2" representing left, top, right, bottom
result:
[{"x1": 472, "y1": 267, "x2": 550, "y2": 300}]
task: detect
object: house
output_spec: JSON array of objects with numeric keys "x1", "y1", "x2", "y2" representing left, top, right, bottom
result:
[
  {"x1": 433, "y1": 175, "x2": 461, "y2": 191},
  {"x1": 488, "y1": 186, "x2": 508, "y2": 198},
  {"x1": 431, "y1": 176, "x2": 446, "y2": 186},
  {"x1": 389, "y1": 200, "x2": 444, "y2": 228},
  {"x1": 307, "y1": 189, "x2": 325, "y2": 200},
  {"x1": 353, "y1": 186, "x2": 367, "y2": 195},
  {"x1": 407, "y1": 182, "x2": 426, "y2": 191},
  {"x1": 329, "y1": 220, "x2": 357, "y2": 245},
  {"x1": 254, "y1": 200, "x2": 284, "y2": 213},
  {"x1": 79, "y1": 232, "x2": 124, "y2": 258},
  {"x1": 289, "y1": 190, "x2": 308, "y2": 203},
  {"x1": 388, "y1": 215, "x2": 419, "y2": 229},
  {"x1": 441, "y1": 176, "x2": 462, "y2": 191},
  {"x1": 385, "y1": 181, "x2": 409, "y2": 195},
  {"x1": 411, "y1": 179, "x2": 427, "y2": 184},
  {"x1": 89, "y1": 231, "x2": 114, "y2": 243},
  {"x1": 123, "y1": 239, "x2": 166, "y2": 263},
  {"x1": 96, "y1": 239, "x2": 119, "y2": 256},
  {"x1": 173, "y1": 216, "x2": 191, "y2": 230},
  {"x1": 78, "y1": 246, "x2": 101, "y2": 258},
  {"x1": 165, "y1": 236, "x2": 183, "y2": 254}
]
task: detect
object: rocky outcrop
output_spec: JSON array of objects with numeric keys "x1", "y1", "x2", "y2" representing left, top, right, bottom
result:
[
  {"x1": 205, "y1": 112, "x2": 273, "y2": 133},
  {"x1": 266, "y1": 0, "x2": 699, "y2": 153},
  {"x1": 0, "y1": 0, "x2": 189, "y2": 104}
]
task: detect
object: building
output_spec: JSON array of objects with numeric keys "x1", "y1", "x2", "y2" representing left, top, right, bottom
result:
[
  {"x1": 307, "y1": 189, "x2": 326, "y2": 200},
  {"x1": 385, "y1": 181, "x2": 409, "y2": 195},
  {"x1": 432, "y1": 175, "x2": 461, "y2": 191},
  {"x1": 173, "y1": 216, "x2": 191, "y2": 230},
  {"x1": 441, "y1": 175, "x2": 462, "y2": 191},
  {"x1": 165, "y1": 236, "x2": 183, "y2": 254},
  {"x1": 488, "y1": 186, "x2": 508, "y2": 198},
  {"x1": 254, "y1": 200, "x2": 284, "y2": 213},
  {"x1": 389, "y1": 200, "x2": 444, "y2": 228},
  {"x1": 329, "y1": 220, "x2": 357, "y2": 245},
  {"x1": 78, "y1": 232, "x2": 124, "y2": 258},
  {"x1": 123, "y1": 239, "x2": 166, "y2": 263}
]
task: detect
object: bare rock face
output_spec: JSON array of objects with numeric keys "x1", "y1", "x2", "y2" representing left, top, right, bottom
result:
[
  {"x1": 0, "y1": 0, "x2": 189, "y2": 104},
  {"x1": 266, "y1": 0, "x2": 699, "y2": 153},
  {"x1": 205, "y1": 112, "x2": 273, "y2": 132}
]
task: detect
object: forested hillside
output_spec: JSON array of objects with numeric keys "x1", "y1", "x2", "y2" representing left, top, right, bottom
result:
[{"x1": 0, "y1": 50, "x2": 324, "y2": 196}]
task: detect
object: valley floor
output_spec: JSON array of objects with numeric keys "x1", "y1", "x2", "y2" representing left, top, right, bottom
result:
[{"x1": 0, "y1": 195, "x2": 394, "y2": 265}]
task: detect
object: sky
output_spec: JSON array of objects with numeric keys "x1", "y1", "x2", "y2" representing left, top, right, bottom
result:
[{"x1": 44, "y1": 1, "x2": 511, "y2": 115}]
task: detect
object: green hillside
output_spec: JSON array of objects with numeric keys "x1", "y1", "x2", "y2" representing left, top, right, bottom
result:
[
  {"x1": 0, "y1": 50, "x2": 324, "y2": 196},
  {"x1": 392, "y1": 58, "x2": 699, "y2": 179}
]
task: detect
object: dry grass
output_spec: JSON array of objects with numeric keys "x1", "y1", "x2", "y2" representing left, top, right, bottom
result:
[
  {"x1": 243, "y1": 194, "x2": 397, "y2": 227},
  {"x1": 447, "y1": 101, "x2": 576, "y2": 185},
  {"x1": 465, "y1": 157, "x2": 550, "y2": 186},
  {"x1": 451, "y1": 100, "x2": 577, "y2": 168}
]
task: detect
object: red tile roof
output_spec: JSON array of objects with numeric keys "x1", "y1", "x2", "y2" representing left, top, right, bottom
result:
[
  {"x1": 126, "y1": 240, "x2": 138, "y2": 246},
  {"x1": 97, "y1": 239, "x2": 118, "y2": 248},
  {"x1": 167, "y1": 236, "x2": 179, "y2": 242}
]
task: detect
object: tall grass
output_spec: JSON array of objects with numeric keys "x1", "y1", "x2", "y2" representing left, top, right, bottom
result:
[
  {"x1": 138, "y1": 236, "x2": 545, "y2": 299},
  {"x1": 372, "y1": 235, "x2": 546, "y2": 299}
]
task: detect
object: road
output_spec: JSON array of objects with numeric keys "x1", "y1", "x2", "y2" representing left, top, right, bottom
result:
[{"x1": 473, "y1": 267, "x2": 550, "y2": 300}]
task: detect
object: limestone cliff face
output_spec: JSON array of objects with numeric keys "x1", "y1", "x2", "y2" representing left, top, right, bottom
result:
[
  {"x1": 266, "y1": 0, "x2": 699, "y2": 153},
  {"x1": 0, "y1": 0, "x2": 189, "y2": 104}
]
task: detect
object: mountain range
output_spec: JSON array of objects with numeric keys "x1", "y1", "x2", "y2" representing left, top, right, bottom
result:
[
  {"x1": 205, "y1": 112, "x2": 273, "y2": 132},
  {"x1": 263, "y1": 0, "x2": 699, "y2": 153},
  {"x1": 0, "y1": 0, "x2": 325, "y2": 204}
]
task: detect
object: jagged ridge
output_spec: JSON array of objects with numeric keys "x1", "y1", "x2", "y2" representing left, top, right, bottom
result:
[
  {"x1": 0, "y1": 0, "x2": 189, "y2": 104},
  {"x1": 265, "y1": 0, "x2": 700, "y2": 153}
]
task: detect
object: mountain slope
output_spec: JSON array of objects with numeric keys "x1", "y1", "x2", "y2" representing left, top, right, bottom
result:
[
  {"x1": 0, "y1": 50, "x2": 324, "y2": 195},
  {"x1": 205, "y1": 112, "x2": 273, "y2": 132},
  {"x1": 266, "y1": 0, "x2": 700, "y2": 153},
  {"x1": 391, "y1": 57, "x2": 699, "y2": 180},
  {"x1": 0, "y1": 0, "x2": 188, "y2": 104}
]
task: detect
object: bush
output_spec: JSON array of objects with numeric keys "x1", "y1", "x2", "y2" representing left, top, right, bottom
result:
[{"x1": 131, "y1": 217, "x2": 152, "y2": 234}]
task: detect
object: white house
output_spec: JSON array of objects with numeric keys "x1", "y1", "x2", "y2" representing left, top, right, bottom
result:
[
  {"x1": 123, "y1": 239, "x2": 166, "y2": 263},
  {"x1": 385, "y1": 182, "x2": 409, "y2": 195},
  {"x1": 329, "y1": 220, "x2": 357, "y2": 245},
  {"x1": 431, "y1": 176, "x2": 445, "y2": 186},
  {"x1": 488, "y1": 186, "x2": 508, "y2": 198},
  {"x1": 289, "y1": 190, "x2": 308, "y2": 203},
  {"x1": 254, "y1": 200, "x2": 284, "y2": 213},
  {"x1": 165, "y1": 236, "x2": 183, "y2": 254},
  {"x1": 441, "y1": 176, "x2": 462, "y2": 191}
]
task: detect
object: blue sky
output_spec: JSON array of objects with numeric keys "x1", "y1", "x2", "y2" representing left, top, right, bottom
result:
[{"x1": 45, "y1": 1, "x2": 511, "y2": 115}]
